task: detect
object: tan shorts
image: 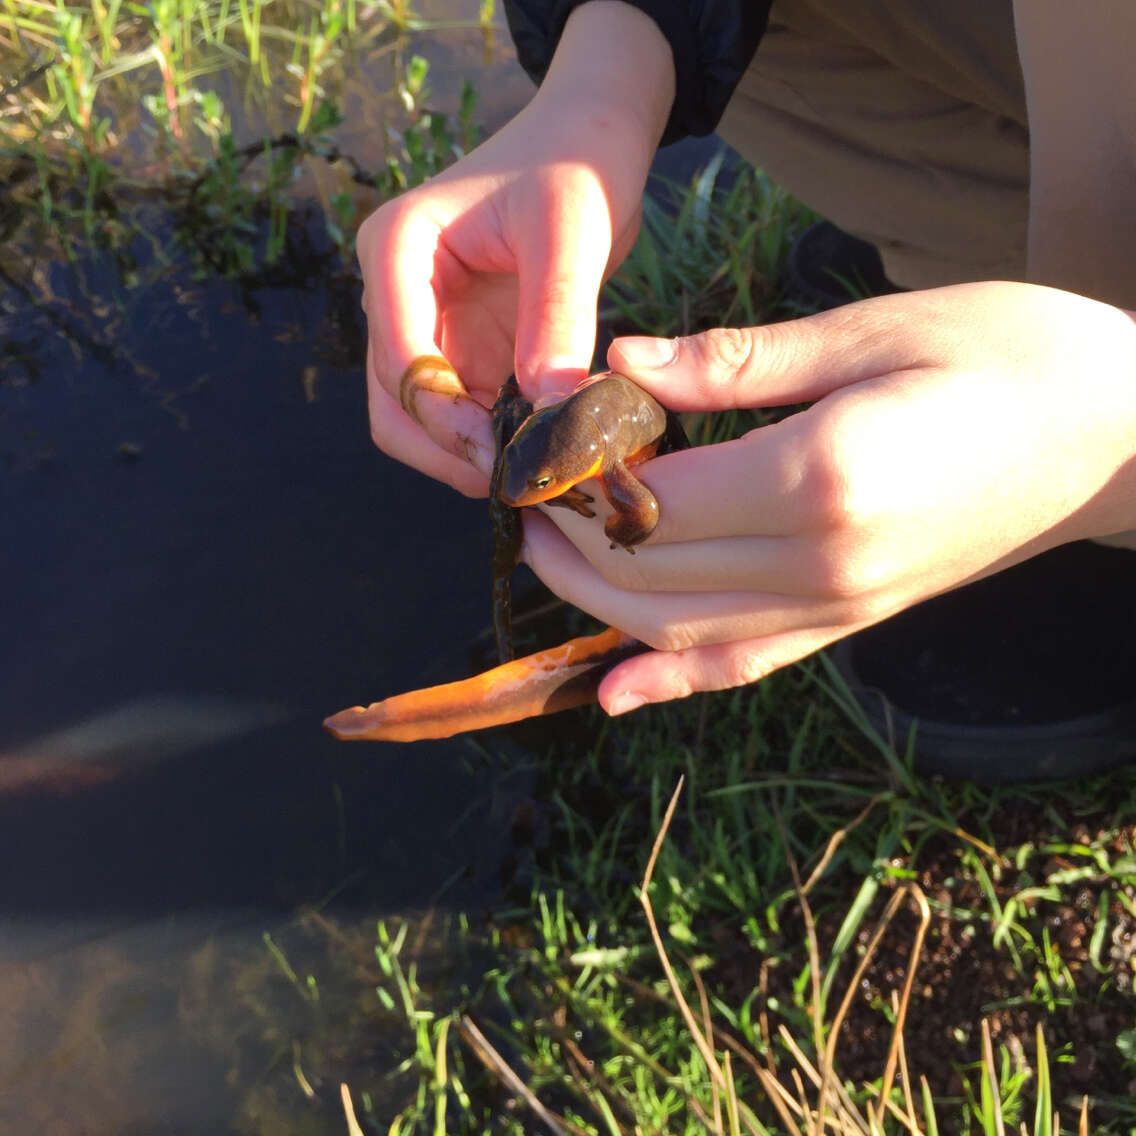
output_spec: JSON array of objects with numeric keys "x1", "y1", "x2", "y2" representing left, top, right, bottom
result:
[
  {"x1": 717, "y1": 0, "x2": 1029, "y2": 289},
  {"x1": 720, "y1": 2, "x2": 1136, "y2": 550}
]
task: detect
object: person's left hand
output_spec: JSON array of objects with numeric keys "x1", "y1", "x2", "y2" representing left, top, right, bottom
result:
[{"x1": 518, "y1": 281, "x2": 1136, "y2": 715}]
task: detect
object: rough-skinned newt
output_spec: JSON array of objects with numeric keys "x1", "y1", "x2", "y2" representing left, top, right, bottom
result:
[
  {"x1": 324, "y1": 362, "x2": 685, "y2": 743},
  {"x1": 498, "y1": 372, "x2": 688, "y2": 551}
]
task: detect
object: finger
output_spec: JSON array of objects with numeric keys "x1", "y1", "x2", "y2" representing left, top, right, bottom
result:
[
  {"x1": 360, "y1": 207, "x2": 450, "y2": 391},
  {"x1": 513, "y1": 181, "x2": 612, "y2": 399},
  {"x1": 607, "y1": 286, "x2": 964, "y2": 410},
  {"x1": 532, "y1": 427, "x2": 828, "y2": 550},
  {"x1": 597, "y1": 622, "x2": 852, "y2": 714},
  {"x1": 366, "y1": 359, "x2": 492, "y2": 496},
  {"x1": 359, "y1": 211, "x2": 499, "y2": 479},
  {"x1": 520, "y1": 512, "x2": 850, "y2": 647},
  {"x1": 536, "y1": 503, "x2": 838, "y2": 597}
]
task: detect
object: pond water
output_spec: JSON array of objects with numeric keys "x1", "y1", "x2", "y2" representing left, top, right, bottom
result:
[
  {"x1": 0, "y1": 17, "x2": 537, "y2": 1133},
  {"x1": 0, "y1": 221, "x2": 528, "y2": 1129},
  {"x1": 0, "y1": 10, "x2": 729, "y2": 1130}
]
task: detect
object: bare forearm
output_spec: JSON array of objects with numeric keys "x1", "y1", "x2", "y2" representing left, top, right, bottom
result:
[
  {"x1": 1028, "y1": 180, "x2": 1136, "y2": 310},
  {"x1": 533, "y1": 2, "x2": 675, "y2": 158},
  {"x1": 1016, "y1": 0, "x2": 1136, "y2": 308}
]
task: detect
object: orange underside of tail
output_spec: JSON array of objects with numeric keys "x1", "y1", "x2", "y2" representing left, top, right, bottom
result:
[{"x1": 323, "y1": 627, "x2": 646, "y2": 743}]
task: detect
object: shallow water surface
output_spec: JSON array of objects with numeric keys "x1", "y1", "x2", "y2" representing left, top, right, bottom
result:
[{"x1": 0, "y1": 71, "x2": 536, "y2": 1129}]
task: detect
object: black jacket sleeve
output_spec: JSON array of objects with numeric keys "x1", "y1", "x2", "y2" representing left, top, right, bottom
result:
[{"x1": 504, "y1": 0, "x2": 771, "y2": 146}]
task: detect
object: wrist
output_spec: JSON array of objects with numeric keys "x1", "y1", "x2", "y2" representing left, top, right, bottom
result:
[
  {"x1": 537, "y1": 1, "x2": 675, "y2": 153},
  {"x1": 1073, "y1": 306, "x2": 1136, "y2": 543}
]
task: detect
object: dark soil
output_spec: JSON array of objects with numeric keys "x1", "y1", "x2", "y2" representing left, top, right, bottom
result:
[{"x1": 710, "y1": 800, "x2": 1136, "y2": 1120}]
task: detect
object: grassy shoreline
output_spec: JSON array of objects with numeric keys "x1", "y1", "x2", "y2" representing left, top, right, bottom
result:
[{"x1": 343, "y1": 660, "x2": 1136, "y2": 1134}]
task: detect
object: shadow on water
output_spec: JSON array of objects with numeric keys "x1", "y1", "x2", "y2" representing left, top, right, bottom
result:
[{"x1": 0, "y1": 195, "x2": 537, "y2": 1128}]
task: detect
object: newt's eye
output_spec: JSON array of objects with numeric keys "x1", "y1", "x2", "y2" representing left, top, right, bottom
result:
[{"x1": 531, "y1": 475, "x2": 552, "y2": 491}]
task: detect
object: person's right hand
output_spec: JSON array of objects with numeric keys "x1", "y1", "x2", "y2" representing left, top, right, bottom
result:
[{"x1": 356, "y1": 1, "x2": 676, "y2": 496}]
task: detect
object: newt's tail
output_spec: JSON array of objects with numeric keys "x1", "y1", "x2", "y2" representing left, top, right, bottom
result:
[{"x1": 324, "y1": 627, "x2": 646, "y2": 743}]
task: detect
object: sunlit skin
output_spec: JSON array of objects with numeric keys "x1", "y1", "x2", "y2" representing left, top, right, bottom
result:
[
  {"x1": 358, "y1": 1, "x2": 1136, "y2": 719},
  {"x1": 526, "y1": 283, "x2": 1136, "y2": 713},
  {"x1": 357, "y1": 3, "x2": 673, "y2": 494}
]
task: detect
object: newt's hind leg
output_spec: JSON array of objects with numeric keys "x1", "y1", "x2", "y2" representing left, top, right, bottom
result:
[{"x1": 601, "y1": 461, "x2": 659, "y2": 552}]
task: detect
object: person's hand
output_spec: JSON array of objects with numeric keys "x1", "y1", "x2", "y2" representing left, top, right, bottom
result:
[
  {"x1": 519, "y1": 281, "x2": 1136, "y2": 713},
  {"x1": 356, "y1": 1, "x2": 674, "y2": 496}
]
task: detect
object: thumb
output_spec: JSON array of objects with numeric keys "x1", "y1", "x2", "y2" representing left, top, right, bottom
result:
[
  {"x1": 608, "y1": 290, "x2": 939, "y2": 411},
  {"x1": 513, "y1": 183, "x2": 613, "y2": 401}
]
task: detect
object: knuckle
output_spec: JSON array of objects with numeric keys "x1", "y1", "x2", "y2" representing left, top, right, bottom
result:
[
  {"x1": 809, "y1": 549, "x2": 896, "y2": 626},
  {"x1": 588, "y1": 549, "x2": 652, "y2": 593},
  {"x1": 649, "y1": 622, "x2": 697, "y2": 654},
  {"x1": 797, "y1": 417, "x2": 861, "y2": 532},
  {"x1": 617, "y1": 610, "x2": 686, "y2": 654},
  {"x1": 356, "y1": 202, "x2": 397, "y2": 260},
  {"x1": 808, "y1": 540, "x2": 871, "y2": 601},
  {"x1": 731, "y1": 648, "x2": 776, "y2": 688},
  {"x1": 358, "y1": 196, "x2": 417, "y2": 258},
  {"x1": 686, "y1": 326, "x2": 756, "y2": 395},
  {"x1": 659, "y1": 672, "x2": 696, "y2": 701},
  {"x1": 356, "y1": 208, "x2": 379, "y2": 249}
]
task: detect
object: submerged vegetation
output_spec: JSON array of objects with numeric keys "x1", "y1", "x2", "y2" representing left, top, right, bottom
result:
[
  {"x1": 1, "y1": 0, "x2": 485, "y2": 279},
  {"x1": 4, "y1": 2, "x2": 1136, "y2": 1133}
]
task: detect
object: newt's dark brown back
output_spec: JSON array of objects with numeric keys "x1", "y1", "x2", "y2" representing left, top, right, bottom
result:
[{"x1": 498, "y1": 373, "x2": 675, "y2": 507}]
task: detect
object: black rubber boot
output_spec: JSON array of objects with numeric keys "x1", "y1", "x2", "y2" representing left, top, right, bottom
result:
[
  {"x1": 830, "y1": 541, "x2": 1136, "y2": 782},
  {"x1": 784, "y1": 220, "x2": 904, "y2": 310}
]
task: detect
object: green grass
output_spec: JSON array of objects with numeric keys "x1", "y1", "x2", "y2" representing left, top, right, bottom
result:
[
  {"x1": 331, "y1": 664, "x2": 1136, "y2": 1134},
  {"x1": 601, "y1": 149, "x2": 816, "y2": 340},
  {"x1": 313, "y1": 171, "x2": 1136, "y2": 1132},
  {"x1": 0, "y1": 0, "x2": 492, "y2": 150}
]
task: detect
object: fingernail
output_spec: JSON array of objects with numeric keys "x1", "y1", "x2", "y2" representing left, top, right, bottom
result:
[
  {"x1": 613, "y1": 336, "x2": 677, "y2": 370},
  {"x1": 607, "y1": 691, "x2": 649, "y2": 716},
  {"x1": 519, "y1": 357, "x2": 587, "y2": 398}
]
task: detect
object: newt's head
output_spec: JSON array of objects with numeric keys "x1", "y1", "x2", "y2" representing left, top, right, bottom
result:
[{"x1": 498, "y1": 404, "x2": 603, "y2": 506}]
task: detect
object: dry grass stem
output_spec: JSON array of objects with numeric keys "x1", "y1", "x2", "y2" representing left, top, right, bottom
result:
[
  {"x1": 819, "y1": 882, "x2": 929, "y2": 1132},
  {"x1": 638, "y1": 777, "x2": 764, "y2": 1136},
  {"x1": 458, "y1": 1015, "x2": 571, "y2": 1136},
  {"x1": 870, "y1": 886, "x2": 931, "y2": 1123},
  {"x1": 754, "y1": 1064, "x2": 805, "y2": 1136},
  {"x1": 775, "y1": 1027, "x2": 867, "y2": 1134},
  {"x1": 639, "y1": 776, "x2": 725, "y2": 1087},
  {"x1": 689, "y1": 959, "x2": 724, "y2": 1135},
  {"x1": 800, "y1": 796, "x2": 884, "y2": 898},
  {"x1": 339, "y1": 1083, "x2": 365, "y2": 1136}
]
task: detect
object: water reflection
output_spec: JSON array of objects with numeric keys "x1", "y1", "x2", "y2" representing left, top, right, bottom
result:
[
  {"x1": 0, "y1": 694, "x2": 288, "y2": 797},
  {"x1": 1, "y1": 145, "x2": 528, "y2": 1136}
]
